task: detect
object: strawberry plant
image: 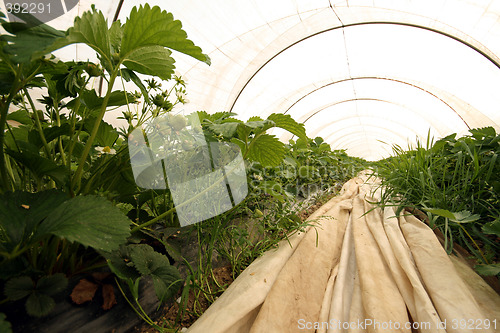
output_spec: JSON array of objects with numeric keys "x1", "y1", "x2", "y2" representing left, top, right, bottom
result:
[{"x1": 0, "y1": 4, "x2": 210, "y2": 326}]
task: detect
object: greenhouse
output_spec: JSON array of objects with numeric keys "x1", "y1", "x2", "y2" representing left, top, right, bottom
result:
[{"x1": 0, "y1": 0, "x2": 499, "y2": 332}]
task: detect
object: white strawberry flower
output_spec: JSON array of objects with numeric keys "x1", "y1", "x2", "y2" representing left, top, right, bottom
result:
[{"x1": 95, "y1": 146, "x2": 116, "y2": 155}]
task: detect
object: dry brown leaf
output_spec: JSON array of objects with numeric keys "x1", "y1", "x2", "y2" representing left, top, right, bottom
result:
[
  {"x1": 101, "y1": 284, "x2": 117, "y2": 310},
  {"x1": 70, "y1": 279, "x2": 98, "y2": 304},
  {"x1": 91, "y1": 272, "x2": 111, "y2": 281}
]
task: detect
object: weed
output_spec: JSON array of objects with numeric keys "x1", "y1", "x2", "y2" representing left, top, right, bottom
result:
[{"x1": 374, "y1": 127, "x2": 500, "y2": 275}]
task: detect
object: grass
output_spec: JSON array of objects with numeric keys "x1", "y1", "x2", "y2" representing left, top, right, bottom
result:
[{"x1": 373, "y1": 127, "x2": 500, "y2": 274}]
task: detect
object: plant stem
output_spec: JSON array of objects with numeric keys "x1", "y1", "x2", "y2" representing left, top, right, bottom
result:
[
  {"x1": 114, "y1": 277, "x2": 171, "y2": 332},
  {"x1": 53, "y1": 104, "x2": 67, "y2": 165},
  {"x1": 23, "y1": 88, "x2": 52, "y2": 159},
  {"x1": 4, "y1": 153, "x2": 16, "y2": 186},
  {"x1": 114, "y1": 278, "x2": 152, "y2": 324},
  {"x1": 458, "y1": 224, "x2": 489, "y2": 264},
  {"x1": 72, "y1": 261, "x2": 108, "y2": 275},
  {"x1": 0, "y1": 66, "x2": 22, "y2": 192},
  {"x1": 131, "y1": 206, "x2": 177, "y2": 233},
  {"x1": 72, "y1": 70, "x2": 119, "y2": 192}
]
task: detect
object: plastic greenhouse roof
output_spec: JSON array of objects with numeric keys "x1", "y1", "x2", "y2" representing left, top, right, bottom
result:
[{"x1": 6, "y1": 0, "x2": 500, "y2": 160}]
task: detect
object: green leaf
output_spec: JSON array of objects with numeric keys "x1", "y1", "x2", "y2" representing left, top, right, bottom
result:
[
  {"x1": 127, "y1": 278, "x2": 141, "y2": 301},
  {"x1": 84, "y1": 118, "x2": 118, "y2": 147},
  {"x1": 4, "y1": 276, "x2": 33, "y2": 300},
  {"x1": 267, "y1": 113, "x2": 306, "y2": 139},
  {"x1": 424, "y1": 208, "x2": 458, "y2": 220},
  {"x1": 202, "y1": 111, "x2": 237, "y2": 122},
  {"x1": 298, "y1": 165, "x2": 317, "y2": 179},
  {"x1": 314, "y1": 137, "x2": 324, "y2": 145},
  {"x1": 105, "y1": 245, "x2": 141, "y2": 281},
  {"x1": 81, "y1": 90, "x2": 136, "y2": 110},
  {"x1": 245, "y1": 120, "x2": 272, "y2": 129},
  {"x1": 6, "y1": 110, "x2": 32, "y2": 125},
  {"x1": 128, "y1": 244, "x2": 181, "y2": 302},
  {"x1": 283, "y1": 156, "x2": 297, "y2": 167},
  {"x1": 0, "y1": 66, "x2": 15, "y2": 94},
  {"x1": 469, "y1": 127, "x2": 496, "y2": 140},
  {"x1": 36, "y1": 273, "x2": 68, "y2": 296},
  {"x1": 236, "y1": 123, "x2": 251, "y2": 142},
  {"x1": 0, "y1": 313, "x2": 12, "y2": 333},
  {"x1": 5, "y1": 274, "x2": 67, "y2": 317},
  {"x1": 2, "y1": 16, "x2": 65, "y2": 63},
  {"x1": 151, "y1": 265, "x2": 182, "y2": 302},
  {"x1": 3, "y1": 125, "x2": 29, "y2": 150},
  {"x1": 25, "y1": 292, "x2": 55, "y2": 317},
  {"x1": 209, "y1": 122, "x2": 241, "y2": 138},
  {"x1": 475, "y1": 263, "x2": 500, "y2": 276},
  {"x1": 482, "y1": 219, "x2": 500, "y2": 237},
  {"x1": 5, "y1": 149, "x2": 69, "y2": 186},
  {"x1": 120, "y1": 69, "x2": 149, "y2": 103},
  {"x1": 44, "y1": 123, "x2": 72, "y2": 143},
  {"x1": 230, "y1": 138, "x2": 246, "y2": 155},
  {"x1": 259, "y1": 180, "x2": 285, "y2": 202},
  {"x1": 122, "y1": 45, "x2": 175, "y2": 80},
  {"x1": 38, "y1": 196, "x2": 131, "y2": 252},
  {"x1": 318, "y1": 143, "x2": 331, "y2": 152},
  {"x1": 424, "y1": 208, "x2": 480, "y2": 224},
  {"x1": 43, "y1": 8, "x2": 111, "y2": 63},
  {"x1": 109, "y1": 20, "x2": 123, "y2": 53},
  {"x1": 0, "y1": 190, "x2": 69, "y2": 247},
  {"x1": 121, "y1": 4, "x2": 210, "y2": 64},
  {"x1": 247, "y1": 116, "x2": 264, "y2": 122},
  {"x1": 129, "y1": 244, "x2": 168, "y2": 276},
  {"x1": 450, "y1": 211, "x2": 480, "y2": 223},
  {"x1": 247, "y1": 134, "x2": 286, "y2": 167},
  {"x1": 28, "y1": 124, "x2": 72, "y2": 150},
  {"x1": 295, "y1": 137, "x2": 309, "y2": 150}
]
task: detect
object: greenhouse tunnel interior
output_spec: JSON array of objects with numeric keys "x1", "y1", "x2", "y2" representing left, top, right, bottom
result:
[
  {"x1": 9, "y1": 0, "x2": 498, "y2": 161},
  {"x1": 1, "y1": 0, "x2": 500, "y2": 332}
]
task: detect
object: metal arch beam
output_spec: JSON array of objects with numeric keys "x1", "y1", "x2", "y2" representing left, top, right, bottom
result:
[
  {"x1": 300, "y1": 98, "x2": 447, "y2": 135},
  {"x1": 320, "y1": 123, "x2": 413, "y2": 159},
  {"x1": 318, "y1": 124, "x2": 418, "y2": 150},
  {"x1": 324, "y1": 132, "x2": 395, "y2": 153},
  {"x1": 228, "y1": 21, "x2": 500, "y2": 113},
  {"x1": 321, "y1": 123, "x2": 413, "y2": 146},
  {"x1": 301, "y1": 101, "x2": 424, "y2": 143},
  {"x1": 112, "y1": 0, "x2": 125, "y2": 22},
  {"x1": 326, "y1": 127, "x2": 413, "y2": 151},
  {"x1": 281, "y1": 76, "x2": 484, "y2": 130},
  {"x1": 285, "y1": 77, "x2": 458, "y2": 118},
  {"x1": 283, "y1": 98, "x2": 452, "y2": 159}
]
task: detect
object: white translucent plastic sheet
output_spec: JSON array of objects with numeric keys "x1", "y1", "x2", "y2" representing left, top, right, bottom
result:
[
  {"x1": 128, "y1": 113, "x2": 247, "y2": 227},
  {"x1": 8, "y1": 0, "x2": 500, "y2": 160},
  {"x1": 187, "y1": 171, "x2": 500, "y2": 333}
]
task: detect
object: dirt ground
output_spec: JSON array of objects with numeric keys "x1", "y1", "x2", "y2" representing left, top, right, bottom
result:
[{"x1": 135, "y1": 265, "x2": 233, "y2": 332}]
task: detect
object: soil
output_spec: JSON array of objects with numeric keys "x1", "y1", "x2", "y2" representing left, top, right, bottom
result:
[{"x1": 134, "y1": 266, "x2": 233, "y2": 333}]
